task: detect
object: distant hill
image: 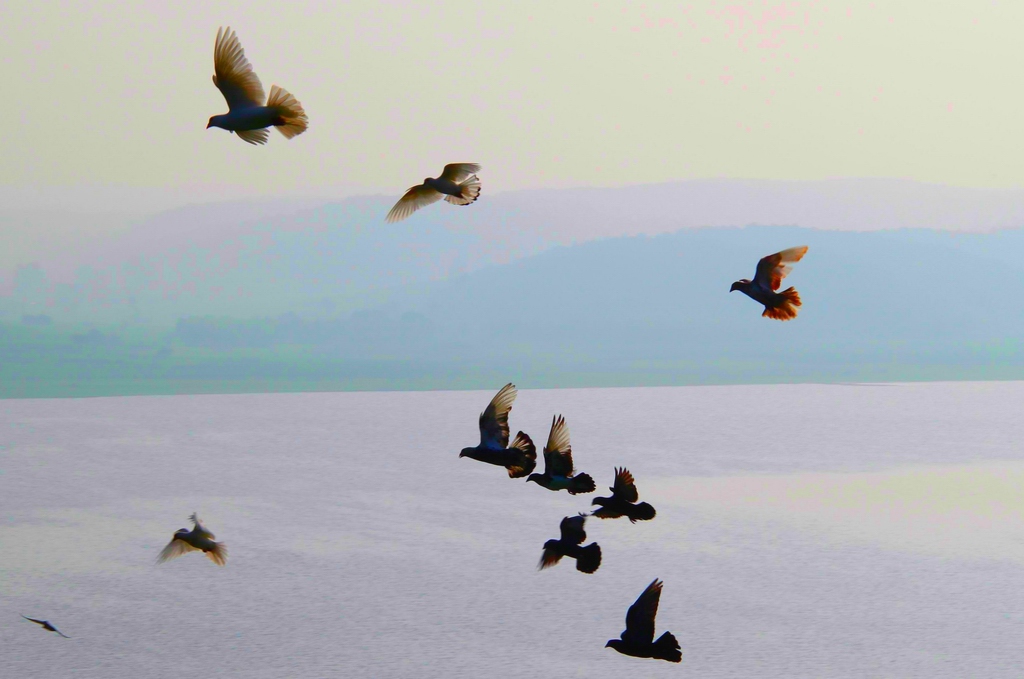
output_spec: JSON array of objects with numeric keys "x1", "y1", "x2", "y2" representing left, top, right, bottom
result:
[
  {"x1": 6, "y1": 178, "x2": 1024, "y2": 325},
  {"x1": 6, "y1": 223, "x2": 1024, "y2": 398}
]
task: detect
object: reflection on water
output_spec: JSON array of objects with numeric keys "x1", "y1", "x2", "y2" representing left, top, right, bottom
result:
[{"x1": 3, "y1": 382, "x2": 1024, "y2": 678}]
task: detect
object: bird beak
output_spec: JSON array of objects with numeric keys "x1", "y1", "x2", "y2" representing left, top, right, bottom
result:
[
  {"x1": 206, "y1": 121, "x2": 211, "y2": 129},
  {"x1": 458, "y1": 452, "x2": 465, "y2": 458},
  {"x1": 604, "y1": 641, "x2": 613, "y2": 648}
]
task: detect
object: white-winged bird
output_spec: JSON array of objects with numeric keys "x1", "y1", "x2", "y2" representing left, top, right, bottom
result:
[
  {"x1": 157, "y1": 513, "x2": 228, "y2": 566},
  {"x1": 592, "y1": 467, "x2": 656, "y2": 523},
  {"x1": 730, "y1": 245, "x2": 809, "y2": 320},
  {"x1": 459, "y1": 383, "x2": 537, "y2": 478},
  {"x1": 606, "y1": 579, "x2": 681, "y2": 663},
  {"x1": 22, "y1": 615, "x2": 70, "y2": 638},
  {"x1": 526, "y1": 415, "x2": 595, "y2": 494},
  {"x1": 385, "y1": 163, "x2": 482, "y2": 223},
  {"x1": 539, "y1": 514, "x2": 602, "y2": 574},
  {"x1": 206, "y1": 27, "x2": 308, "y2": 145}
]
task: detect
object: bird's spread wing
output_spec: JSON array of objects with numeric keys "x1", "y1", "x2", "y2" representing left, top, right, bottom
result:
[
  {"x1": 478, "y1": 383, "x2": 516, "y2": 449},
  {"x1": 559, "y1": 514, "x2": 587, "y2": 545},
  {"x1": 753, "y1": 246, "x2": 808, "y2": 291},
  {"x1": 625, "y1": 579, "x2": 663, "y2": 645},
  {"x1": 385, "y1": 184, "x2": 442, "y2": 223},
  {"x1": 157, "y1": 536, "x2": 198, "y2": 563},
  {"x1": 539, "y1": 546, "x2": 563, "y2": 570},
  {"x1": 612, "y1": 467, "x2": 639, "y2": 503},
  {"x1": 439, "y1": 163, "x2": 482, "y2": 184},
  {"x1": 22, "y1": 615, "x2": 46, "y2": 626},
  {"x1": 212, "y1": 26, "x2": 266, "y2": 110},
  {"x1": 236, "y1": 128, "x2": 270, "y2": 145},
  {"x1": 543, "y1": 415, "x2": 574, "y2": 477},
  {"x1": 189, "y1": 513, "x2": 215, "y2": 539}
]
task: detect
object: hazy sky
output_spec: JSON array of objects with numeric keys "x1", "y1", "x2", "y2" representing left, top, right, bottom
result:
[{"x1": 3, "y1": 1, "x2": 1024, "y2": 210}]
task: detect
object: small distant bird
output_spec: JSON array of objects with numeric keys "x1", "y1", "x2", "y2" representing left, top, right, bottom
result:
[
  {"x1": 526, "y1": 415, "x2": 595, "y2": 494},
  {"x1": 22, "y1": 615, "x2": 70, "y2": 638},
  {"x1": 157, "y1": 513, "x2": 228, "y2": 566},
  {"x1": 606, "y1": 579, "x2": 681, "y2": 663},
  {"x1": 459, "y1": 383, "x2": 537, "y2": 478},
  {"x1": 207, "y1": 27, "x2": 308, "y2": 145},
  {"x1": 385, "y1": 163, "x2": 482, "y2": 223},
  {"x1": 730, "y1": 245, "x2": 809, "y2": 320},
  {"x1": 539, "y1": 514, "x2": 602, "y2": 574},
  {"x1": 592, "y1": 467, "x2": 656, "y2": 523}
]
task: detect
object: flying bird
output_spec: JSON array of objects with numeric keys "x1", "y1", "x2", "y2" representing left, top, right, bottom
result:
[
  {"x1": 606, "y1": 579, "x2": 681, "y2": 663},
  {"x1": 526, "y1": 415, "x2": 595, "y2": 494},
  {"x1": 592, "y1": 467, "x2": 656, "y2": 523},
  {"x1": 459, "y1": 383, "x2": 537, "y2": 478},
  {"x1": 157, "y1": 513, "x2": 228, "y2": 566},
  {"x1": 539, "y1": 514, "x2": 602, "y2": 574},
  {"x1": 22, "y1": 616, "x2": 70, "y2": 638},
  {"x1": 730, "y1": 245, "x2": 809, "y2": 320},
  {"x1": 385, "y1": 163, "x2": 482, "y2": 223},
  {"x1": 206, "y1": 26, "x2": 308, "y2": 145}
]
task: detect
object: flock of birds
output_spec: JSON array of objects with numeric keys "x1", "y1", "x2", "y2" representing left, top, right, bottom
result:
[{"x1": 20, "y1": 27, "x2": 818, "y2": 664}]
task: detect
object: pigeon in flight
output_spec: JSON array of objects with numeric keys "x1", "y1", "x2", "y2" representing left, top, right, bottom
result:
[
  {"x1": 206, "y1": 27, "x2": 308, "y2": 145},
  {"x1": 459, "y1": 383, "x2": 537, "y2": 478},
  {"x1": 539, "y1": 514, "x2": 602, "y2": 574},
  {"x1": 157, "y1": 513, "x2": 228, "y2": 566},
  {"x1": 730, "y1": 245, "x2": 809, "y2": 320},
  {"x1": 526, "y1": 415, "x2": 595, "y2": 494},
  {"x1": 606, "y1": 579, "x2": 681, "y2": 663},
  {"x1": 592, "y1": 467, "x2": 656, "y2": 523},
  {"x1": 22, "y1": 615, "x2": 70, "y2": 638},
  {"x1": 385, "y1": 163, "x2": 482, "y2": 223}
]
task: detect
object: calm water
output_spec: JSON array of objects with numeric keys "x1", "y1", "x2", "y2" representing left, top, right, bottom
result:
[{"x1": 3, "y1": 382, "x2": 1024, "y2": 678}]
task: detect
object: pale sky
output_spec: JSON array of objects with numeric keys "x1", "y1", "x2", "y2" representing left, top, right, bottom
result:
[{"x1": 3, "y1": 1, "x2": 1024, "y2": 211}]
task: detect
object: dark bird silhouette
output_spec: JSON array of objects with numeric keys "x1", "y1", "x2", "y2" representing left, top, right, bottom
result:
[
  {"x1": 730, "y1": 245, "x2": 809, "y2": 320},
  {"x1": 526, "y1": 415, "x2": 595, "y2": 494},
  {"x1": 592, "y1": 467, "x2": 656, "y2": 523},
  {"x1": 606, "y1": 579, "x2": 681, "y2": 663},
  {"x1": 157, "y1": 513, "x2": 228, "y2": 566},
  {"x1": 22, "y1": 615, "x2": 70, "y2": 638},
  {"x1": 459, "y1": 383, "x2": 537, "y2": 478},
  {"x1": 539, "y1": 514, "x2": 602, "y2": 574}
]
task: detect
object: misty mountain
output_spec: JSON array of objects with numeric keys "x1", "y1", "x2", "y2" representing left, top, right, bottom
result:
[{"x1": 6, "y1": 178, "x2": 1024, "y2": 326}]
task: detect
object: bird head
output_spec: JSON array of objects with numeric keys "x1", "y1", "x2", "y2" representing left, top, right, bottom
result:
[
  {"x1": 458, "y1": 447, "x2": 473, "y2": 459},
  {"x1": 730, "y1": 279, "x2": 749, "y2": 292},
  {"x1": 206, "y1": 117, "x2": 215, "y2": 129},
  {"x1": 591, "y1": 496, "x2": 607, "y2": 507},
  {"x1": 526, "y1": 473, "x2": 542, "y2": 484},
  {"x1": 605, "y1": 640, "x2": 622, "y2": 650},
  {"x1": 174, "y1": 528, "x2": 190, "y2": 537}
]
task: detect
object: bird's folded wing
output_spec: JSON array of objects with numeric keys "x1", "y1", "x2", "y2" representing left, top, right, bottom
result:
[
  {"x1": 625, "y1": 579, "x2": 662, "y2": 645},
  {"x1": 439, "y1": 163, "x2": 481, "y2": 183},
  {"x1": 386, "y1": 185, "x2": 442, "y2": 223},
  {"x1": 213, "y1": 26, "x2": 266, "y2": 110},
  {"x1": 544, "y1": 415, "x2": 575, "y2": 476},
  {"x1": 157, "y1": 538, "x2": 198, "y2": 563},
  {"x1": 754, "y1": 245, "x2": 808, "y2": 291},
  {"x1": 613, "y1": 467, "x2": 639, "y2": 503},
  {"x1": 479, "y1": 383, "x2": 516, "y2": 449}
]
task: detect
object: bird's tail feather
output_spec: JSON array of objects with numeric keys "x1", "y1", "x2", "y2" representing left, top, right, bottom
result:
[
  {"x1": 653, "y1": 631, "x2": 682, "y2": 663},
  {"x1": 763, "y1": 286, "x2": 801, "y2": 321},
  {"x1": 568, "y1": 472, "x2": 596, "y2": 495},
  {"x1": 444, "y1": 175, "x2": 482, "y2": 206},
  {"x1": 205, "y1": 542, "x2": 228, "y2": 566},
  {"x1": 575, "y1": 543, "x2": 602, "y2": 574},
  {"x1": 628, "y1": 502, "x2": 657, "y2": 523},
  {"x1": 506, "y1": 431, "x2": 537, "y2": 478},
  {"x1": 268, "y1": 85, "x2": 308, "y2": 139}
]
